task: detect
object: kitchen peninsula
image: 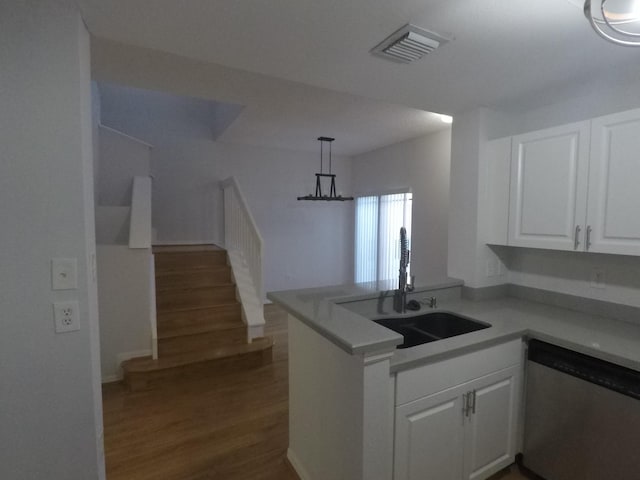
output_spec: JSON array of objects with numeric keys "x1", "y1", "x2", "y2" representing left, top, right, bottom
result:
[{"x1": 268, "y1": 279, "x2": 640, "y2": 480}]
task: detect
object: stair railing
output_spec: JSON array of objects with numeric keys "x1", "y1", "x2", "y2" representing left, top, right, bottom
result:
[{"x1": 221, "y1": 177, "x2": 264, "y2": 303}]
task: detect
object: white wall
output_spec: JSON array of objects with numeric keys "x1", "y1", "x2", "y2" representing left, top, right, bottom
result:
[
  {"x1": 95, "y1": 206, "x2": 131, "y2": 245},
  {"x1": 447, "y1": 109, "x2": 509, "y2": 288},
  {"x1": 97, "y1": 125, "x2": 151, "y2": 206},
  {"x1": 352, "y1": 130, "x2": 451, "y2": 283},
  {"x1": 507, "y1": 248, "x2": 640, "y2": 308},
  {"x1": 489, "y1": 72, "x2": 640, "y2": 140},
  {"x1": 98, "y1": 85, "x2": 354, "y2": 292},
  {"x1": 448, "y1": 110, "x2": 483, "y2": 286},
  {"x1": 0, "y1": 3, "x2": 104, "y2": 479},
  {"x1": 215, "y1": 143, "x2": 354, "y2": 292},
  {"x1": 97, "y1": 246, "x2": 153, "y2": 381},
  {"x1": 92, "y1": 82, "x2": 101, "y2": 204}
]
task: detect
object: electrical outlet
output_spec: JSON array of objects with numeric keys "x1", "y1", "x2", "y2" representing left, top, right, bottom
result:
[
  {"x1": 590, "y1": 267, "x2": 606, "y2": 289},
  {"x1": 53, "y1": 301, "x2": 80, "y2": 333}
]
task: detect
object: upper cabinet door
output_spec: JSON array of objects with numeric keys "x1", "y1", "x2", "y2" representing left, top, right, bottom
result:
[
  {"x1": 508, "y1": 122, "x2": 590, "y2": 250},
  {"x1": 587, "y1": 109, "x2": 640, "y2": 255}
]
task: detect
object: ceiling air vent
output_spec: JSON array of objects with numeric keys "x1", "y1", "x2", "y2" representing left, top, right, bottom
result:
[{"x1": 371, "y1": 24, "x2": 450, "y2": 64}]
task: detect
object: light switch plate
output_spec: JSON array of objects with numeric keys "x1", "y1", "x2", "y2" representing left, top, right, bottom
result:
[{"x1": 52, "y1": 258, "x2": 78, "y2": 290}]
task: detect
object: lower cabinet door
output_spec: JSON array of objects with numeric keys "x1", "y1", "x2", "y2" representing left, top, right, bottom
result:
[
  {"x1": 464, "y1": 366, "x2": 521, "y2": 480},
  {"x1": 394, "y1": 384, "x2": 468, "y2": 480}
]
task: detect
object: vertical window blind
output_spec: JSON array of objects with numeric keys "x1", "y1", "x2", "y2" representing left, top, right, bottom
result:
[{"x1": 355, "y1": 192, "x2": 413, "y2": 283}]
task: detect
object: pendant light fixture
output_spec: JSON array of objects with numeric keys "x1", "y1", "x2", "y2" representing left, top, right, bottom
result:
[
  {"x1": 297, "y1": 137, "x2": 354, "y2": 201},
  {"x1": 584, "y1": 0, "x2": 640, "y2": 46}
]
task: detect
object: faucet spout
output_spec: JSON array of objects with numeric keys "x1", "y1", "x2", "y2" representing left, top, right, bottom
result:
[{"x1": 394, "y1": 227, "x2": 413, "y2": 313}]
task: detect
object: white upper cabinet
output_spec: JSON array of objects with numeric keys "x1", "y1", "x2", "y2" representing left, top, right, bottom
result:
[
  {"x1": 503, "y1": 108, "x2": 640, "y2": 256},
  {"x1": 508, "y1": 121, "x2": 590, "y2": 251},
  {"x1": 587, "y1": 109, "x2": 640, "y2": 255}
]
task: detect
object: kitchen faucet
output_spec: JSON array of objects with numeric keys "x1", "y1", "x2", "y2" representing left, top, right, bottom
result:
[{"x1": 393, "y1": 227, "x2": 414, "y2": 313}]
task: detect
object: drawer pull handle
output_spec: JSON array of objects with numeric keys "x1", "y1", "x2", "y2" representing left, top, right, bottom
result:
[{"x1": 471, "y1": 390, "x2": 477, "y2": 415}]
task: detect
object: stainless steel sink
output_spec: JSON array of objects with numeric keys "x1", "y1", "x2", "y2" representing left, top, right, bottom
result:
[{"x1": 374, "y1": 312, "x2": 490, "y2": 349}]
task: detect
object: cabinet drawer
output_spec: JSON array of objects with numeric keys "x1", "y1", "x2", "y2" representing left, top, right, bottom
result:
[{"x1": 396, "y1": 339, "x2": 522, "y2": 406}]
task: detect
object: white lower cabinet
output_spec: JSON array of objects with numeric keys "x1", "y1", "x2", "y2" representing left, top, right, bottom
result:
[
  {"x1": 463, "y1": 367, "x2": 520, "y2": 480},
  {"x1": 394, "y1": 341, "x2": 522, "y2": 480},
  {"x1": 395, "y1": 383, "x2": 467, "y2": 480}
]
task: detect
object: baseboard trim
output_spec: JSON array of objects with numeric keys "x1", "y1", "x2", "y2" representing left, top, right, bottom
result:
[
  {"x1": 102, "y1": 349, "x2": 152, "y2": 383},
  {"x1": 152, "y1": 240, "x2": 217, "y2": 246},
  {"x1": 287, "y1": 448, "x2": 312, "y2": 480},
  {"x1": 101, "y1": 374, "x2": 120, "y2": 384}
]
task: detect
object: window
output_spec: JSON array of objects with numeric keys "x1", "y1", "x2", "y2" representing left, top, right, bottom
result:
[{"x1": 355, "y1": 192, "x2": 413, "y2": 283}]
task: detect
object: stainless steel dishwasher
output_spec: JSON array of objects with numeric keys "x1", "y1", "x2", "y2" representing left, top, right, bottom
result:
[{"x1": 523, "y1": 339, "x2": 640, "y2": 480}]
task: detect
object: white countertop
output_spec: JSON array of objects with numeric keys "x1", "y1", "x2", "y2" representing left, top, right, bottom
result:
[{"x1": 267, "y1": 280, "x2": 640, "y2": 373}]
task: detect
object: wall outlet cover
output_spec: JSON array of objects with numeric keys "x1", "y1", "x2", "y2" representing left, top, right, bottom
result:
[
  {"x1": 590, "y1": 267, "x2": 606, "y2": 289},
  {"x1": 53, "y1": 300, "x2": 80, "y2": 333}
]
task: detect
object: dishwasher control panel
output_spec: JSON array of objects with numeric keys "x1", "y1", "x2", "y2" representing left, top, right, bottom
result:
[{"x1": 528, "y1": 339, "x2": 640, "y2": 400}]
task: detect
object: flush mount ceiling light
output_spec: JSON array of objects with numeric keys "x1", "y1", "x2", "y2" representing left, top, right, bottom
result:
[
  {"x1": 584, "y1": 0, "x2": 640, "y2": 46},
  {"x1": 371, "y1": 24, "x2": 451, "y2": 64},
  {"x1": 297, "y1": 137, "x2": 354, "y2": 202}
]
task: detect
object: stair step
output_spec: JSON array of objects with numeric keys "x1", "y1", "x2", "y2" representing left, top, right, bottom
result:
[
  {"x1": 154, "y1": 250, "x2": 227, "y2": 272},
  {"x1": 157, "y1": 303, "x2": 243, "y2": 330},
  {"x1": 155, "y1": 266, "x2": 232, "y2": 290},
  {"x1": 122, "y1": 337, "x2": 274, "y2": 391},
  {"x1": 152, "y1": 244, "x2": 223, "y2": 253},
  {"x1": 157, "y1": 285, "x2": 237, "y2": 311},
  {"x1": 158, "y1": 320, "x2": 245, "y2": 339},
  {"x1": 158, "y1": 326, "x2": 247, "y2": 356}
]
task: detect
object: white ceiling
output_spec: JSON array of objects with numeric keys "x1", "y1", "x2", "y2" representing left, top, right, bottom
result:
[{"x1": 78, "y1": 0, "x2": 640, "y2": 151}]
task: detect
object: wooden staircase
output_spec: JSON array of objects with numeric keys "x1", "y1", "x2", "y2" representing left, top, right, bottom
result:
[{"x1": 122, "y1": 245, "x2": 273, "y2": 391}]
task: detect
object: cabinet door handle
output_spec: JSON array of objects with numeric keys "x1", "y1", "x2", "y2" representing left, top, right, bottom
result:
[
  {"x1": 586, "y1": 225, "x2": 592, "y2": 251},
  {"x1": 471, "y1": 390, "x2": 477, "y2": 415},
  {"x1": 463, "y1": 393, "x2": 469, "y2": 417},
  {"x1": 574, "y1": 225, "x2": 581, "y2": 250}
]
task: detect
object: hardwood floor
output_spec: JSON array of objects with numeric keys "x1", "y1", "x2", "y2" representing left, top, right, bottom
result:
[
  {"x1": 103, "y1": 304, "x2": 295, "y2": 480},
  {"x1": 103, "y1": 304, "x2": 531, "y2": 480},
  {"x1": 490, "y1": 464, "x2": 533, "y2": 480}
]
